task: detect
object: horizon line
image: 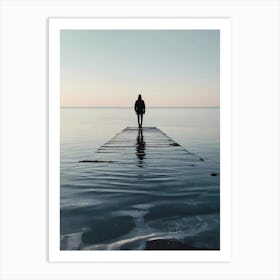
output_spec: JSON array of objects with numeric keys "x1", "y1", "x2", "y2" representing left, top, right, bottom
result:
[{"x1": 61, "y1": 106, "x2": 220, "y2": 109}]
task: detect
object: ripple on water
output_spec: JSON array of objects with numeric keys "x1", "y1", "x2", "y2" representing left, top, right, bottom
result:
[
  {"x1": 81, "y1": 216, "x2": 136, "y2": 244},
  {"x1": 144, "y1": 201, "x2": 220, "y2": 221}
]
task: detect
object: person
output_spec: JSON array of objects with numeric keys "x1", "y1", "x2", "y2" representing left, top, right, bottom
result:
[{"x1": 134, "y1": 94, "x2": 145, "y2": 128}]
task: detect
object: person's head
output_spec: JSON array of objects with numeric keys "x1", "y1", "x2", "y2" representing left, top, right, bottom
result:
[{"x1": 138, "y1": 94, "x2": 142, "y2": 100}]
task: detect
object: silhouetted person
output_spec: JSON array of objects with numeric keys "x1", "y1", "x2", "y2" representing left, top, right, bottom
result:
[
  {"x1": 136, "y1": 128, "x2": 145, "y2": 167},
  {"x1": 134, "y1": 95, "x2": 145, "y2": 128}
]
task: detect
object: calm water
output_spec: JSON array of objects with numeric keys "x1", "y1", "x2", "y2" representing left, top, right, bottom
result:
[{"x1": 60, "y1": 108, "x2": 220, "y2": 250}]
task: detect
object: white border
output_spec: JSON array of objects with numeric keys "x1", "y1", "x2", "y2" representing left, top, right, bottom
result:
[{"x1": 49, "y1": 18, "x2": 231, "y2": 262}]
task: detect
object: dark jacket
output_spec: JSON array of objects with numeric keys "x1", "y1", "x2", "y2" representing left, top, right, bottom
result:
[{"x1": 134, "y1": 100, "x2": 145, "y2": 114}]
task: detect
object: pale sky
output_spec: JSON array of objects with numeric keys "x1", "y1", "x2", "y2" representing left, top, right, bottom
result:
[{"x1": 61, "y1": 30, "x2": 220, "y2": 107}]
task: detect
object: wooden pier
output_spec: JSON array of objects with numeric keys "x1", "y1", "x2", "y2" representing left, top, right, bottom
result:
[{"x1": 79, "y1": 127, "x2": 219, "y2": 182}]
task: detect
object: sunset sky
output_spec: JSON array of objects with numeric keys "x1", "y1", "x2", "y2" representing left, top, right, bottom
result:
[{"x1": 60, "y1": 30, "x2": 220, "y2": 107}]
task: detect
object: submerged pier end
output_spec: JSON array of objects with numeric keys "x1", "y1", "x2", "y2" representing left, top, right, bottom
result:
[{"x1": 80, "y1": 127, "x2": 206, "y2": 165}]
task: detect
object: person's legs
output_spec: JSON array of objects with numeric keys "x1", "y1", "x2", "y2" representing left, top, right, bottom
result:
[
  {"x1": 140, "y1": 114, "x2": 143, "y2": 127},
  {"x1": 137, "y1": 114, "x2": 140, "y2": 127}
]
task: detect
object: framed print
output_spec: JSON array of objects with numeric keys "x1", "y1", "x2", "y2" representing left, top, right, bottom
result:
[
  {"x1": 1, "y1": 0, "x2": 279, "y2": 279},
  {"x1": 49, "y1": 18, "x2": 231, "y2": 262}
]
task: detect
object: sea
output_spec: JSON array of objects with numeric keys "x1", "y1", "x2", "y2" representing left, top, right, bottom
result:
[{"x1": 60, "y1": 107, "x2": 220, "y2": 250}]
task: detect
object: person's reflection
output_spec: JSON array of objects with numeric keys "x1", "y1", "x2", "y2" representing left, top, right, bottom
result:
[{"x1": 136, "y1": 128, "x2": 146, "y2": 167}]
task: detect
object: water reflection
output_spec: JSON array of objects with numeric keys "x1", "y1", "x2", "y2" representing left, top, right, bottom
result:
[{"x1": 136, "y1": 128, "x2": 146, "y2": 167}]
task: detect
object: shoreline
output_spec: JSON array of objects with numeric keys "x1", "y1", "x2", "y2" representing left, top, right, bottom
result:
[{"x1": 145, "y1": 239, "x2": 219, "y2": 250}]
